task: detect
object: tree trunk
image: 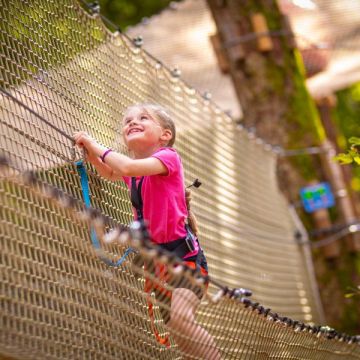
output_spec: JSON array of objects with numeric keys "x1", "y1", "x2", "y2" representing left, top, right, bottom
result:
[{"x1": 207, "y1": 0, "x2": 323, "y2": 148}]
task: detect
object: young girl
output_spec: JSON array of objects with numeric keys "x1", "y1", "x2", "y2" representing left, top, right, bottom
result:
[{"x1": 74, "y1": 103, "x2": 221, "y2": 359}]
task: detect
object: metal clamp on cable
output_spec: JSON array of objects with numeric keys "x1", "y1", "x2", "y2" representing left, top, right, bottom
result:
[{"x1": 232, "y1": 287, "x2": 253, "y2": 298}]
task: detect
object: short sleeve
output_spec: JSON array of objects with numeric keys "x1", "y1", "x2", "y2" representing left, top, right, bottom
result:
[
  {"x1": 151, "y1": 148, "x2": 179, "y2": 176},
  {"x1": 122, "y1": 176, "x2": 131, "y2": 187}
]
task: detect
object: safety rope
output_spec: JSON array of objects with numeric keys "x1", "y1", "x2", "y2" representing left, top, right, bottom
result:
[
  {"x1": 75, "y1": 159, "x2": 136, "y2": 266},
  {"x1": 0, "y1": 87, "x2": 74, "y2": 143}
]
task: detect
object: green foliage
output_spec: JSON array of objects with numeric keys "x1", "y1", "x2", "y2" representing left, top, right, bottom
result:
[
  {"x1": 337, "y1": 253, "x2": 360, "y2": 333},
  {"x1": 1, "y1": 0, "x2": 178, "y2": 88},
  {"x1": 332, "y1": 84, "x2": 360, "y2": 188},
  {"x1": 290, "y1": 154, "x2": 318, "y2": 181},
  {"x1": 334, "y1": 137, "x2": 360, "y2": 165},
  {"x1": 335, "y1": 83, "x2": 360, "y2": 137},
  {"x1": 1, "y1": 0, "x2": 106, "y2": 88},
  {"x1": 85, "y1": 0, "x2": 181, "y2": 30},
  {"x1": 278, "y1": 49, "x2": 323, "y2": 181},
  {"x1": 345, "y1": 285, "x2": 360, "y2": 299}
]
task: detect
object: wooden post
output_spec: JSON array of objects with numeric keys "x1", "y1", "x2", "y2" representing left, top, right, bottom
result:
[
  {"x1": 315, "y1": 95, "x2": 356, "y2": 190},
  {"x1": 311, "y1": 208, "x2": 340, "y2": 259},
  {"x1": 315, "y1": 96, "x2": 360, "y2": 252},
  {"x1": 307, "y1": 180, "x2": 340, "y2": 259}
]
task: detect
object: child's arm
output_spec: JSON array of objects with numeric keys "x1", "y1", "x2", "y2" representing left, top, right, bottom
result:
[
  {"x1": 74, "y1": 131, "x2": 168, "y2": 178},
  {"x1": 85, "y1": 152, "x2": 120, "y2": 181}
]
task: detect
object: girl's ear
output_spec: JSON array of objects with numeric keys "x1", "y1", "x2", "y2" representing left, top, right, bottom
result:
[{"x1": 160, "y1": 129, "x2": 172, "y2": 145}]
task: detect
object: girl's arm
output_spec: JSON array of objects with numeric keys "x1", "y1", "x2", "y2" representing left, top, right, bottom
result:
[
  {"x1": 85, "y1": 152, "x2": 120, "y2": 181},
  {"x1": 74, "y1": 131, "x2": 168, "y2": 179},
  {"x1": 103, "y1": 153, "x2": 167, "y2": 177}
]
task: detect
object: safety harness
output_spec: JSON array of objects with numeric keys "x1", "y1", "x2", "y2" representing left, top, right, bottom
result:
[
  {"x1": 131, "y1": 176, "x2": 203, "y2": 347},
  {"x1": 130, "y1": 176, "x2": 199, "y2": 260}
]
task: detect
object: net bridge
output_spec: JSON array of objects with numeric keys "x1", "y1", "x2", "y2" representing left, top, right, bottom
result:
[{"x1": 0, "y1": 0, "x2": 359, "y2": 359}]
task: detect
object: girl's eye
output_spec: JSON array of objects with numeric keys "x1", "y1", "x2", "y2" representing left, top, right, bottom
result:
[{"x1": 140, "y1": 116, "x2": 148, "y2": 121}]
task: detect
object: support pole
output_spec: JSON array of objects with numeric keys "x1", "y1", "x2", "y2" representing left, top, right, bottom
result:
[
  {"x1": 315, "y1": 96, "x2": 360, "y2": 252},
  {"x1": 320, "y1": 139, "x2": 360, "y2": 252},
  {"x1": 310, "y1": 199, "x2": 340, "y2": 259}
]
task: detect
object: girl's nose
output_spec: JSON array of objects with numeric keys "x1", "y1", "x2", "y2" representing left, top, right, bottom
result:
[{"x1": 127, "y1": 118, "x2": 138, "y2": 127}]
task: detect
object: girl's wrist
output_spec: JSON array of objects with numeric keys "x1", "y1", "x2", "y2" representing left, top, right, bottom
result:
[
  {"x1": 100, "y1": 148, "x2": 112, "y2": 163},
  {"x1": 90, "y1": 142, "x2": 107, "y2": 157}
]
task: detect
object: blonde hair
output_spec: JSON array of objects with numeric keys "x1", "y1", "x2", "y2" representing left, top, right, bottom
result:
[
  {"x1": 125, "y1": 103, "x2": 199, "y2": 235},
  {"x1": 124, "y1": 103, "x2": 176, "y2": 147}
]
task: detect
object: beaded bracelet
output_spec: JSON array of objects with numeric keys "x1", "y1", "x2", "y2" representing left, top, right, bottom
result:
[{"x1": 100, "y1": 149, "x2": 112, "y2": 163}]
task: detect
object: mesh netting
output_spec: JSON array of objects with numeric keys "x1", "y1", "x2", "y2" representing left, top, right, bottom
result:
[{"x1": 0, "y1": 0, "x2": 359, "y2": 359}]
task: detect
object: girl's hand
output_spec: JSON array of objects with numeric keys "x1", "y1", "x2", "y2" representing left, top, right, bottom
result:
[
  {"x1": 74, "y1": 132, "x2": 108, "y2": 167},
  {"x1": 73, "y1": 131, "x2": 99, "y2": 156},
  {"x1": 74, "y1": 131, "x2": 94, "y2": 148}
]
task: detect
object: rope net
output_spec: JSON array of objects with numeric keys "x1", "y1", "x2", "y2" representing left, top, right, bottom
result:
[{"x1": 0, "y1": 0, "x2": 359, "y2": 359}]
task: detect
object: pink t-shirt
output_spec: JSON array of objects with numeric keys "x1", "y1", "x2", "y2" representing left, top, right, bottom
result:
[{"x1": 123, "y1": 148, "x2": 198, "y2": 257}]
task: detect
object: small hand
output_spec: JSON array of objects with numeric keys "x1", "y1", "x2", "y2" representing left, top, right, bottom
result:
[
  {"x1": 73, "y1": 132, "x2": 103, "y2": 161},
  {"x1": 73, "y1": 131, "x2": 95, "y2": 149}
]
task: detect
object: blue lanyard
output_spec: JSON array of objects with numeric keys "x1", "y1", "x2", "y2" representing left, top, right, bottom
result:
[{"x1": 75, "y1": 160, "x2": 135, "y2": 266}]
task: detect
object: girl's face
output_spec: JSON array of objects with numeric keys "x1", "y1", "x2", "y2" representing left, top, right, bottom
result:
[{"x1": 122, "y1": 107, "x2": 171, "y2": 152}]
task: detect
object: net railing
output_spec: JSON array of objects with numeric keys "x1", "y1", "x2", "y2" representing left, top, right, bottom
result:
[
  {"x1": 1, "y1": 158, "x2": 359, "y2": 359},
  {"x1": 0, "y1": 0, "x2": 359, "y2": 359}
]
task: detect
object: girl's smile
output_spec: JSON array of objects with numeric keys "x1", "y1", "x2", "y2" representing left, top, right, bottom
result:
[
  {"x1": 127, "y1": 127, "x2": 144, "y2": 136},
  {"x1": 124, "y1": 113, "x2": 160, "y2": 140},
  {"x1": 122, "y1": 107, "x2": 170, "y2": 158}
]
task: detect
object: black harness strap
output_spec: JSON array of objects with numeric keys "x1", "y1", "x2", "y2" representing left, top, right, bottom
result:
[
  {"x1": 159, "y1": 236, "x2": 194, "y2": 259},
  {"x1": 130, "y1": 176, "x2": 202, "y2": 265},
  {"x1": 131, "y1": 176, "x2": 145, "y2": 220}
]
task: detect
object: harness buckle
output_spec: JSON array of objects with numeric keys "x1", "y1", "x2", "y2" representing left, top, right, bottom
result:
[{"x1": 184, "y1": 224, "x2": 196, "y2": 252}]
